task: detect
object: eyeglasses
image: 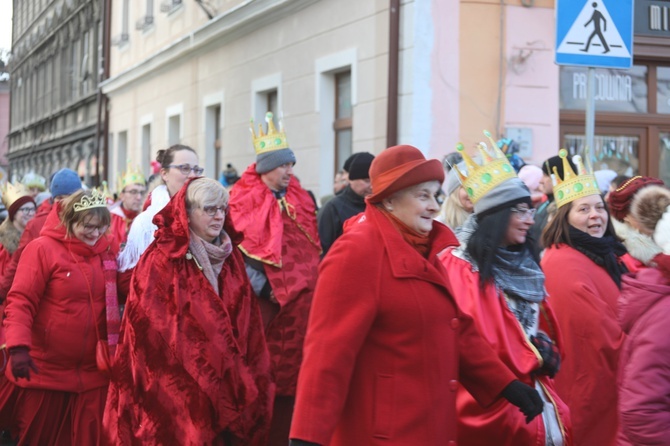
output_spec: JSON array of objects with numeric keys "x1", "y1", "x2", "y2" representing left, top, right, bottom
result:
[
  {"x1": 122, "y1": 189, "x2": 146, "y2": 196},
  {"x1": 510, "y1": 207, "x2": 536, "y2": 220},
  {"x1": 17, "y1": 206, "x2": 36, "y2": 214},
  {"x1": 202, "y1": 205, "x2": 227, "y2": 217},
  {"x1": 82, "y1": 224, "x2": 109, "y2": 234},
  {"x1": 168, "y1": 164, "x2": 204, "y2": 176}
]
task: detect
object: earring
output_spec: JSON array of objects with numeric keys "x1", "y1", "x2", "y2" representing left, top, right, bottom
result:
[{"x1": 386, "y1": 206, "x2": 393, "y2": 211}]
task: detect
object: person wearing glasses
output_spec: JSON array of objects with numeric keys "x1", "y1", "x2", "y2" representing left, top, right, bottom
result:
[
  {"x1": 0, "y1": 182, "x2": 36, "y2": 276},
  {"x1": 109, "y1": 165, "x2": 147, "y2": 249},
  {"x1": 104, "y1": 177, "x2": 273, "y2": 445},
  {"x1": 229, "y1": 113, "x2": 321, "y2": 446},
  {"x1": 117, "y1": 144, "x2": 201, "y2": 274},
  {"x1": 438, "y1": 140, "x2": 570, "y2": 445},
  {"x1": 541, "y1": 151, "x2": 637, "y2": 446},
  {"x1": 0, "y1": 189, "x2": 119, "y2": 445}
]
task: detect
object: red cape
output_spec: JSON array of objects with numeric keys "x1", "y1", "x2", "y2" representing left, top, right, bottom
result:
[
  {"x1": 103, "y1": 178, "x2": 274, "y2": 445},
  {"x1": 229, "y1": 164, "x2": 320, "y2": 267}
]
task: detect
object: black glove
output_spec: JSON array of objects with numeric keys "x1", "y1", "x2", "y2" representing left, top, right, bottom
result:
[
  {"x1": 9, "y1": 346, "x2": 38, "y2": 381},
  {"x1": 289, "y1": 440, "x2": 321, "y2": 446},
  {"x1": 501, "y1": 380, "x2": 544, "y2": 423},
  {"x1": 531, "y1": 331, "x2": 561, "y2": 378}
]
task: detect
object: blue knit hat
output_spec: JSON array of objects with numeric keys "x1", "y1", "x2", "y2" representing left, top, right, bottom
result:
[{"x1": 50, "y1": 168, "x2": 82, "y2": 198}]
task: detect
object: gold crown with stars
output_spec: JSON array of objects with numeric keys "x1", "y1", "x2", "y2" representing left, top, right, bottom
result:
[
  {"x1": 0, "y1": 182, "x2": 31, "y2": 209},
  {"x1": 453, "y1": 130, "x2": 518, "y2": 204},
  {"x1": 73, "y1": 188, "x2": 108, "y2": 212},
  {"x1": 250, "y1": 112, "x2": 289, "y2": 155},
  {"x1": 553, "y1": 148, "x2": 600, "y2": 209}
]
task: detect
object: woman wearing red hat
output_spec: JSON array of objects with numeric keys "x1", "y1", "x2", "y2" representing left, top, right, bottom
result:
[
  {"x1": 541, "y1": 152, "x2": 635, "y2": 446},
  {"x1": 289, "y1": 145, "x2": 530, "y2": 446},
  {"x1": 607, "y1": 175, "x2": 666, "y2": 269}
]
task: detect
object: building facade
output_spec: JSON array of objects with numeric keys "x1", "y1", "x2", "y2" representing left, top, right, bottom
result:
[{"x1": 8, "y1": 0, "x2": 105, "y2": 185}]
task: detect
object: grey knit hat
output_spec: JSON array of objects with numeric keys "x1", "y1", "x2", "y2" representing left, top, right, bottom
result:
[
  {"x1": 446, "y1": 161, "x2": 467, "y2": 197},
  {"x1": 255, "y1": 148, "x2": 296, "y2": 174},
  {"x1": 474, "y1": 177, "x2": 531, "y2": 217}
]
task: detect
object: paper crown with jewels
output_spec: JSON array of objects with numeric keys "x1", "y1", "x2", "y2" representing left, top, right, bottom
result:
[
  {"x1": 117, "y1": 163, "x2": 146, "y2": 192},
  {"x1": 0, "y1": 182, "x2": 32, "y2": 209},
  {"x1": 73, "y1": 188, "x2": 108, "y2": 212},
  {"x1": 453, "y1": 130, "x2": 518, "y2": 204},
  {"x1": 553, "y1": 148, "x2": 600, "y2": 209},
  {"x1": 250, "y1": 112, "x2": 289, "y2": 155},
  {"x1": 21, "y1": 172, "x2": 47, "y2": 191}
]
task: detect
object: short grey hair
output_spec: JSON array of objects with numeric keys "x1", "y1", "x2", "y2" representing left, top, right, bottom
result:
[{"x1": 185, "y1": 178, "x2": 229, "y2": 212}]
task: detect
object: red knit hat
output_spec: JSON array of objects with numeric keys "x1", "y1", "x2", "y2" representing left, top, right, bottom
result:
[
  {"x1": 367, "y1": 145, "x2": 444, "y2": 203},
  {"x1": 607, "y1": 175, "x2": 665, "y2": 221}
]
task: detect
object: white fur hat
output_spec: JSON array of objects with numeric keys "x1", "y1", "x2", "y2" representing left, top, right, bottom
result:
[{"x1": 631, "y1": 185, "x2": 670, "y2": 254}]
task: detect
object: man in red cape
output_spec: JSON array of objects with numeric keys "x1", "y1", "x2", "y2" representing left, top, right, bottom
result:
[{"x1": 229, "y1": 112, "x2": 321, "y2": 446}]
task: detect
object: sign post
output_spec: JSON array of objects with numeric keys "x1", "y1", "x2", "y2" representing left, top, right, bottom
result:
[{"x1": 556, "y1": 0, "x2": 634, "y2": 169}]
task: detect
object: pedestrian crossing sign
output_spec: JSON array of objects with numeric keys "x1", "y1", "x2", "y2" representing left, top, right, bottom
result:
[{"x1": 555, "y1": 0, "x2": 633, "y2": 69}]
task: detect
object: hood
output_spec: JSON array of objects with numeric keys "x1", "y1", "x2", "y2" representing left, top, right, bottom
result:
[
  {"x1": 612, "y1": 218, "x2": 662, "y2": 265},
  {"x1": 152, "y1": 177, "x2": 243, "y2": 259},
  {"x1": 39, "y1": 200, "x2": 114, "y2": 257},
  {"x1": 619, "y1": 267, "x2": 670, "y2": 333}
]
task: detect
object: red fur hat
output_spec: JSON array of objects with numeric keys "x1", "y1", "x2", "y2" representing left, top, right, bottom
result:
[{"x1": 607, "y1": 175, "x2": 664, "y2": 221}]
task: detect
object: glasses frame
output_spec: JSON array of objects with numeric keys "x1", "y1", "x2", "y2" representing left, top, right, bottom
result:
[
  {"x1": 510, "y1": 206, "x2": 537, "y2": 221},
  {"x1": 201, "y1": 205, "x2": 227, "y2": 217},
  {"x1": 122, "y1": 188, "x2": 147, "y2": 196},
  {"x1": 168, "y1": 164, "x2": 205, "y2": 176},
  {"x1": 16, "y1": 206, "x2": 37, "y2": 214},
  {"x1": 81, "y1": 223, "x2": 110, "y2": 234}
]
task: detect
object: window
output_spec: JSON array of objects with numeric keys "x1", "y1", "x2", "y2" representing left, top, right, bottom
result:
[
  {"x1": 136, "y1": 0, "x2": 154, "y2": 31},
  {"x1": 141, "y1": 123, "x2": 152, "y2": 173},
  {"x1": 251, "y1": 73, "x2": 282, "y2": 127},
  {"x1": 204, "y1": 97, "x2": 223, "y2": 180},
  {"x1": 334, "y1": 71, "x2": 352, "y2": 175},
  {"x1": 117, "y1": 131, "x2": 128, "y2": 179},
  {"x1": 168, "y1": 115, "x2": 180, "y2": 145},
  {"x1": 70, "y1": 39, "x2": 79, "y2": 101}
]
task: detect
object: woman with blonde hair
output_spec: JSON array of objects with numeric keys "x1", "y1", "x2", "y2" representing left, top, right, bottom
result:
[
  {"x1": 105, "y1": 178, "x2": 273, "y2": 445},
  {"x1": 439, "y1": 162, "x2": 473, "y2": 234}
]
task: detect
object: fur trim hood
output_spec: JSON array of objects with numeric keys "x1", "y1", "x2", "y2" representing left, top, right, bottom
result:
[{"x1": 611, "y1": 218, "x2": 662, "y2": 265}]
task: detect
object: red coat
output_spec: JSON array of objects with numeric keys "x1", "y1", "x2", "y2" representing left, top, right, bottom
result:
[
  {"x1": 3, "y1": 203, "x2": 116, "y2": 392},
  {"x1": 542, "y1": 244, "x2": 625, "y2": 446},
  {"x1": 104, "y1": 178, "x2": 274, "y2": 445},
  {"x1": 0, "y1": 200, "x2": 52, "y2": 301},
  {"x1": 290, "y1": 204, "x2": 517, "y2": 446},
  {"x1": 440, "y1": 248, "x2": 572, "y2": 446},
  {"x1": 617, "y1": 267, "x2": 670, "y2": 446}
]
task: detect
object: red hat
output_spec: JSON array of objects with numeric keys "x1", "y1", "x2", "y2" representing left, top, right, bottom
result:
[
  {"x1": 368, "y1": 145, "x2": 444, "y2": 203},
  {"x1": 607, "y1": 175, "x2": 665, "y2": 221}
]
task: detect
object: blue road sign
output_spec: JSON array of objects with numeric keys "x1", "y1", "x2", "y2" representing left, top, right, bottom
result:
[{"x1": 556, "y1": 0, "x2": 634, "y2": 69}]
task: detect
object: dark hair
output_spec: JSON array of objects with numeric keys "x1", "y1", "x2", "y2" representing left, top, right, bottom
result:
[
  {"x1": 467, "y1": 206, "x2": 539, "y2": 288},
  {"x1": 541, "y1": 198, "x2": 618, "y2": 248},
  {"x1": 156, "y1": 144, "x2": 197, "y2": 169},
  {"x1": 612, "y1": 174, "x2": 631, "y2": 188}
]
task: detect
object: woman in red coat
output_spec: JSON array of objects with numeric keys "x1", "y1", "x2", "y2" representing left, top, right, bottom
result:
[
  {"x1": 289, "y1": 145, "x2": 539, "y2": 446},
  {"x1": 541, "y1": 150, "x2": 632, "y2": 446},
  {"x1": 0, "y1": 189, "x2": 118, "y2": 445},
  {"x1": 104, "y1": 178, "x2": 273, "y2": 445},
  {"x1": 440, "y1": 139, "x2": 571, "y2": 445}
]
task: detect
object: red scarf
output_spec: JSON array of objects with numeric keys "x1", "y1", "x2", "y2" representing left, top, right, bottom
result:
[{"x1": 378, "y1": 205, "x2": 431, "y2": 257}]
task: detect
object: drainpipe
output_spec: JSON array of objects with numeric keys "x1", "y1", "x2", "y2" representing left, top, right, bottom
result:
[
  {"x1": 386, "y1": 0, "x2": 400, "y2": 148},
  {"x1": 95, "y1": 0, "x2": 111, "y2": 184}
]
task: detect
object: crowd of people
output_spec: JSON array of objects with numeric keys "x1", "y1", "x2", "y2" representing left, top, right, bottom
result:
[{"x1": 0, "y1": 116, "x2": 668, "y2": 446}]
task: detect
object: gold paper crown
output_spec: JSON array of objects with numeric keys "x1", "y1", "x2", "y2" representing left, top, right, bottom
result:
[
  {"x1": 0, "y1": 182, "x2": 32, "y2": 209},
  {"x1": 250, "y1": 112, "x2": 289, "y2": 155},
  {"x1": 100, "y1": 181, "x2": 116, "y2": 205},
  {"x1": 73, "y1": 188, "x2": 108, "y2": 212},
  {"x1": 553, "y1": 148, "x2": 600, "y2": 209},
  {"x1": 117, "y1": 163, "x2": 146, "y2": 192},
  {"x1": 453, "y1": 130, "x2": 517, "y2": 204}
]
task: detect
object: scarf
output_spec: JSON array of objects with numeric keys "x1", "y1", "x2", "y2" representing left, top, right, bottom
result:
[
  {"x1": 491, "y1": 247, "x2": 546, "y2": 303},
  {"x1": 188, "y1": 229, "x2": 233, "y2": 295},
  {"x1": 377, "y1": 205, "x2": 431, "y2": 257},
  {"x1": 568, "y1": 226, "x2": 629, "y2": 288}
]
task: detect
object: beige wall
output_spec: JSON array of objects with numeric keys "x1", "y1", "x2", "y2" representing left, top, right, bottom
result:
[
  {"x1": 458, "y1": 0, "x2": 558, "y2": 164},
  {"x1": 105, "y1": 0, "x2": 395, "y2": 197}
]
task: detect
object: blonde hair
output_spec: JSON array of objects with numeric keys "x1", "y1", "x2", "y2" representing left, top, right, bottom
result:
[
  {"x1": 185, "y1": 178, "x2": 229, "y2": 212},
  {"x1": 440, "y1": 188, "x2": 471, "y2": 230},
  {"x1": 58, "y1": 190, "x2": 111, "y2": 238}
]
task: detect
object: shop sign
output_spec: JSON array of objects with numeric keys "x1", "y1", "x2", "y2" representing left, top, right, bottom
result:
[
  {"x1": 635, "y1": 0, "x2": 670, "y2": 37},
  {"x1": 560, "y1": 66, "x2": 648, "y2": 112}
]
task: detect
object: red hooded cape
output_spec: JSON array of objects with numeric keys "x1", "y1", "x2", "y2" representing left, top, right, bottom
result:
[
  {"x1": 103, "y1": 178, "x2": 274, "y2": 446},
  {"x1": 229, "y1": 164, "x2": 321, "y2": 396}
]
